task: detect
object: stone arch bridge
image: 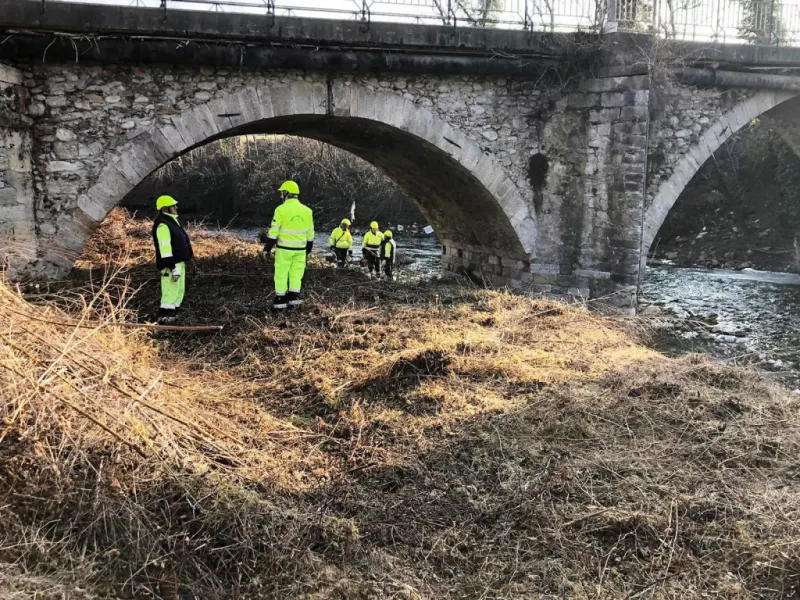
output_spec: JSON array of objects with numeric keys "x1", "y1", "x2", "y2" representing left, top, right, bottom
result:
[{"x1": 4, "y1": 0, "x2": 800, "y2": 308}]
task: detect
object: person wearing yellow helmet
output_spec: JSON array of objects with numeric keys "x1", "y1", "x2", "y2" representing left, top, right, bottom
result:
[
  {"x1": 152, "y1": 195, "x2": 194, "y2": 323},
  {"x1": 381, "y1": 229, "x2": 397, "y2": 281},
  {"x1": 329, "y1": 218, "x2": 353, "y2": 268},
  {"x1": 262, "y1": 180, "x2": 314, "y2": 311},
  {"x1": 361, "y1": 221, "x2": 383, "y2": 279}
]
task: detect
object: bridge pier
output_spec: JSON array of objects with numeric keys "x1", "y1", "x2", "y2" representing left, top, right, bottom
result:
[{"x1": 0, "y1": 63, "x2": 36, "y2": 280}]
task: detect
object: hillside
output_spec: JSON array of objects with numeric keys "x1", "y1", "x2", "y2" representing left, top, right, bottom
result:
[{"x1": 1, "y1": 213, "x2": 799, "y2": 599}]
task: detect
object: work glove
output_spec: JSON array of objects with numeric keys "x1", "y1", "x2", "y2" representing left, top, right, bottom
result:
[
  {"x1": 171, "y1": 268, "x2": 181, "y2": 282},
  {"x1": 258, "y1": 250, "x2": 271, "y2": 263}
]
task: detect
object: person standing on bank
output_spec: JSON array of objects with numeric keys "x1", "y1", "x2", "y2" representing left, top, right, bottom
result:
[
  {"x1": 381, "y1": 229, "x2": 397, "y2": 281},
  {"x1": 329, "y1": 218, "x2": 353, "y2": 268},
  {"x1": 152, "y1": 195, "x2": 194, "y2": 324},
  {"x1": 262, "y1": 180, "x2": 314, "y2": 312},
  {"x1": 362, "y1": 221, "x2": 383, "y2": 279}
]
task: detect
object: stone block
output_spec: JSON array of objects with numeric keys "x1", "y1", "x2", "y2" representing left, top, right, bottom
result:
[
  {"x1": 0, "y1": 187, "x2": 17, "y2": 206},
  {"x1": 589, "y1": 108, "x2": 620, "y2": 123},
  {"x1": 533, "y1": 273, "x2": 557, "y2": 284},
  {"x1": 600, "y1": 92, "x2": 634, "y2": 108},
  {"x1": 269, "y1": 85, "x2": 295, "y2": 118},
  {"x1": 567, "y1": 93, "x2": 600, "y2": 109},
  {"x1": 618, "y1": 106, "x2": 649, "y2": 122},
  {"x1": 579, "y1": 75, "x2": 649, "y2": 93},
  {"x1": 612, "y1": 121, "x2": 648, "y2": 135},
  {"x1": 529, "y1": 263, "x2": 560, "y2": 275},
  {"x1": 574, "y1": 268, "x2": 612, "y2": 279},
  {"x1": 557, "y1": 275, "x2": 577, "y2": 287},
  {"x1": 47, "y1": 160, "x2": 81, "y2": 173},
  {"x1": 0, "y1": 63, "x2": 22, "y2": 86},
  {"x1": 501, "y1": 257, "x2": 527, "y2": 270},
  {"x1": 54, "y1": 142, "x2": 78, "y2": 160},
  {"x1": 532, "y1": 284, "x2": 552, "y2": 294}
]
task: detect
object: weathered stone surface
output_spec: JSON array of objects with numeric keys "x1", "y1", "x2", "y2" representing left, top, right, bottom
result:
[
  {"x1": 0, "y1": 58, "x2": 783, "y2": 307},
  {"x1": 56, "y1": 128, "x2": 77, "y2": 142},
  {"x1": 0, "y1": 187, "x2": 17, "y2": 206}
]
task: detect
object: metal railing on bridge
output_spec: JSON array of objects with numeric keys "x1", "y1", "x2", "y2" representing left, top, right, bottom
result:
[{"x1": 34, "y1": 0, "x2": 800, "y2": 45}]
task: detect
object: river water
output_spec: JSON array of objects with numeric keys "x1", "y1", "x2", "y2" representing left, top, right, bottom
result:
[
  {"x1": 219, "y1": 225, "x2": 800, "y2": 383},
  {"x1": 640, "y1": 265, "x2": 800, "y2": 384},
  {"x1": 221, "y1": 226, "x2": 442, "y2": 281}
]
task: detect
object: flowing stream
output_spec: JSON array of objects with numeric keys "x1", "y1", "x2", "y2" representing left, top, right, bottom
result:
[{"x1": 640, "y1": 265, "x2": 800, "y2": 385}]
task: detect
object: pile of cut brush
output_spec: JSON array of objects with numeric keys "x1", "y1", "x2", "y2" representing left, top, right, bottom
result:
[{"x1": 2, "y1": 211, "x2": 800, "y2": 599}]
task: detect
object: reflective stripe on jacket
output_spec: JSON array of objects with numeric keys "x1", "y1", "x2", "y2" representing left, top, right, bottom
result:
[
  {"x1": 329, "y1": 227, "x2": 353, "y2": 249},
  {"x1": 268, "y1": 198, "x2": 314, "y2": 250},
  {"x1": 152, "y1": 212, "x2": 193, "y2": 270},
  {"x1": 362, "y1": 230, "x2": 383, "y2": 250}
]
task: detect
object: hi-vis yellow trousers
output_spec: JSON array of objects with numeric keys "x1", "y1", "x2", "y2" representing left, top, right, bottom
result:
[
  {"x1": 274, "y1": 249, "x2": 307, "y2": 295},
  {"x1": 160, "y1": 262, "x2": 186, "y2": 309}
]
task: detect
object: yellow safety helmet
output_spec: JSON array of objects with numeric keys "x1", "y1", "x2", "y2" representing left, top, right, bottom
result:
[
  {"x1": 156, "y1": 195, "x2": 178, "y2": 210},
  {"x1": 384, "y1": 230, "x2": 393, "y2": 238},
  {"x1": 341, "y1": 218, "x2": 351, "y2": 226},
  {"x1": 370, "y1": 221, "x2": 379, "y2": 230},
  {"x1": 278, "y1": 180, "x2": 300, "y2": 195}
]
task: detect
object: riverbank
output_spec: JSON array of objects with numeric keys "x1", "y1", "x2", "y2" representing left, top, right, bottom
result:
[
  {"x1": 650, "y1": 227, "x2": 798, "y2": 273},
  {"x1": 2, "y1": 214, "x2": 800, "y2": 599}
]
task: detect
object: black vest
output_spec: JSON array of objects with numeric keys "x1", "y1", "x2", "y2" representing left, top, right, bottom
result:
[
  {"x1": 152, "y1": 213, "x2": 194, "y2": 270},
  {"x1": 382, "y1": 239, "x2": 395, "y2": 259}
]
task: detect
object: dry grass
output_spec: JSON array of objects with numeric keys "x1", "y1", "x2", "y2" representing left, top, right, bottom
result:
[{"x1": 2, "y1": 209, "x2": 800, "y2": 599}]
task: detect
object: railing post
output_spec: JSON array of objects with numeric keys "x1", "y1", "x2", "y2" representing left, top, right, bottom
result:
[
  {"x1": 769, "y1": 0, "x2": 777, "y2": 42},
  {"x1": 604, "y1": 0, "x2": 618, "y2": 32},
  {"x1": 359, "y1": 0, "x2": 371, "y2": 31}
]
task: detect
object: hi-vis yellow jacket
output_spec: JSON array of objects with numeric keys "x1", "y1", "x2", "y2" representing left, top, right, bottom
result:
[
  {"x1": 267, "y1": 198, "x2": 314, "y2": 250},
  {"x1": 362, "y1": 230, "x2": 383, "y2": 252},
  {"x1": 329, "y1": 226, "x2": 353, "y2": 249}
]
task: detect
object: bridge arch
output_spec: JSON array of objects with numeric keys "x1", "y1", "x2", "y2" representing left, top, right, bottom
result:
[
  {"x1": 65, "y1": 81, "x2": 535, "y2": 280},
  {"x1": 641, "y1": 89, "x2": 800, "y2": 264}
]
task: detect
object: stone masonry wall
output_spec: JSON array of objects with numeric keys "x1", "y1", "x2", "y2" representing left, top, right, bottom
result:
[
  {"x1": 0, "y1": 62, "x2": 35, "y2": 280},
  {"x1": 3, "y1": 56, "x2": 771, "y2": 307}
]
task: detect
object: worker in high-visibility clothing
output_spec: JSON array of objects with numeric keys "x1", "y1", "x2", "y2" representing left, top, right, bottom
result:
[
  {"x1": 152, "y1": 195, "x2": 194, "y2": 323},
  {"x1": 262, "y1": 180, "x2": 314, "y2": 311},
  {"x1": 381, "y1": 229, "x2": 397, "y2": 281},
  {"x1": 362, "y1": 221, "x2": 383, "y2": 279},
  {"x1": 329, "y1": 218, "x2": 353, "y2": 268}
]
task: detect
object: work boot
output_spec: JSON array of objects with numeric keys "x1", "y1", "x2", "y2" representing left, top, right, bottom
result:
[
  {"x1": 158, "y1": 308, "x2": 177, "y2": 324},
  {"x1": 272, "y1": 295, "x2": 288, "y2": 312},
  {"x1": 286, "y1": 291, "x2": 303, "y2": 307}
]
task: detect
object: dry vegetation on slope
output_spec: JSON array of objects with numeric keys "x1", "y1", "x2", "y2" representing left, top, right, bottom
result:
[{"x1": 1, "y1": 211, "x2": 800, "y2": 599}]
